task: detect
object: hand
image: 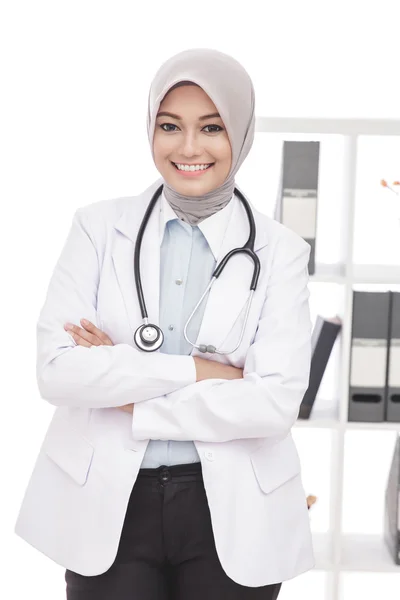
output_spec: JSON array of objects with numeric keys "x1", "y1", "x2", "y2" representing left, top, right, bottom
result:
[
  {"x1": 193, "y1": 356, "x2": 244, "y2": 382},
  {"x1": 118, "y1": 403, "x2": 134, "y2": 415},
  {"x1": 64, "y1": 319, "x2": 114, "y2": 348},
  {"x1": 64, "y1": 319, "x2": 133, "y2": 414}
]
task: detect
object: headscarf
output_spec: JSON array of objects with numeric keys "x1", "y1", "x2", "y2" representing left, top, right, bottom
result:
[{"x1": 146, "y1": 48, "x2": 256, "y2": 225}]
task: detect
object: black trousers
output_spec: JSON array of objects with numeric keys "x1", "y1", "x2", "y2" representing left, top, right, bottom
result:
[{"x1": 65, "y1": 462, "x2": 282, "y2": 599}]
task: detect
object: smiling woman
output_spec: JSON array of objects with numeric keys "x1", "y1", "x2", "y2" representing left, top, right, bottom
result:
[{"x1": 14, "y1": 47, "x2": 313, "y2": 600}]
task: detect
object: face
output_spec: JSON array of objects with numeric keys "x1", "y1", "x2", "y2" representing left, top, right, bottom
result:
[{"x1": 153, "y1": 84, "x2": 232, "y2": 196}]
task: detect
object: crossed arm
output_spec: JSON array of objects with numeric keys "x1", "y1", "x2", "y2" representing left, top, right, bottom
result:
[
  {"x1": 63, "y1": 317, "x2": 243, "y2": 414},
  {"x1": 37, "y1": 207, "x2": 311, "y2": 443},
  {"x1": 36, "y1": 209, "x2": 242, "y2": 410}
]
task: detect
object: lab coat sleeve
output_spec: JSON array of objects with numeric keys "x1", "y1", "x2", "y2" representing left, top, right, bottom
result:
[
  {"x1": 131, "y1": 237, "x2": 312, "y2": 442},
  {"x1": 36, "y1": 208, "x2": 196, "y2": 408}
]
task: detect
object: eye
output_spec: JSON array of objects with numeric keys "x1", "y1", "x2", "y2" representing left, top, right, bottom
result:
[
  {"x1": 158, "y1": 123, "x2": 223, "y2": 133},
  {"x1": 203, "y1": 124, "x2": 223, "y2": 133},
  {"x1": 159, "y1": 123, "x2": 179, "y2": 132}
]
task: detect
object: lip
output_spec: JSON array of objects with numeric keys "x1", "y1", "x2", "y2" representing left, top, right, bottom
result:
[{"x1": 171, "y1": 161, "x2": 214, "y2": 177}]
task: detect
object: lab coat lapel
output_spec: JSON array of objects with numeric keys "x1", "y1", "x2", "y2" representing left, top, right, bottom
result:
[
  {"x1": 112, "y1": 189, "x2": 161, "y2": 343},
  {"x1": 192, "y1": 195, "x2": 268, "y2": 356}
]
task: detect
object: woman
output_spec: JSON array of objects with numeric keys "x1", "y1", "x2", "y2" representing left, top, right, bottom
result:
[{"x1": 14, "y1": 49, "x2": 314, "y2": 599}]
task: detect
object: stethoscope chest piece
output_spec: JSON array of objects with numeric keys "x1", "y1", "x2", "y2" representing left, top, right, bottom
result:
[{"x1": 134, "y1": 323, "x2": 164, "y2": 352}]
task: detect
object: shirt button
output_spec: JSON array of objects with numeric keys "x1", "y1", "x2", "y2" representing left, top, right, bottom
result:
[
  {"x1": 175, "y1": 278, "x2": 183, "y2": 285},
  {"x1": 168, "y1": 325, "x2": 174, "y2": 331}
]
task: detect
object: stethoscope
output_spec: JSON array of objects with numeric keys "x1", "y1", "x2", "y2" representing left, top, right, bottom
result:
[{"x1": 134, "y1": 184, "x2": 260, "y2": 354}]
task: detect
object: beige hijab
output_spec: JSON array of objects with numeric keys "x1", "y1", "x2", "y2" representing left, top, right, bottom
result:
[{"x1": 146, "y1": 48, "x2": 256, "y2": 225}]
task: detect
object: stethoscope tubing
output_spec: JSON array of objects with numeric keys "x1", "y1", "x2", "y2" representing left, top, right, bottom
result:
[
  {"x1": 133, "y1": 184, "x2": 259, "y2": 354},
  {"x1": 133, "y1": 185, "x2": 164, "y2": 321}
]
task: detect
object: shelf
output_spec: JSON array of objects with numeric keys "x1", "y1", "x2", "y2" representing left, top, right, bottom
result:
[
  {"x1": 309, "y1": 264, "x2": 400, "y2": 285},
  {"x1": 340, "y1": 534, "x2": 400, "y2": 573},
  {"x1": 251, "y1": 118, "x2": 400, "y2": 598},
  {"x1": 345, "y1": 421, "x2": 400, "y2": 432},
  {"x1": 311, "y1": 533, "x2": 400, "y2": 573},
  {"x1": 255, "y1": 117, "x2": 400, "y2": 136},
  {"x1": 309, "y1": 263, "x2": 346, "y2": 284},
  {"x1": 352, "y1": 264, "x2": 400, "y2": 285},
  {"x1": 295, "y1": 418, "x2": 400, "y2": 432}
]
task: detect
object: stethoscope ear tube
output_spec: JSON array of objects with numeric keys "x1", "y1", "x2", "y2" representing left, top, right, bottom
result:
[
  {"x1": 213, "y1": 247, "x2": 260, "y2": 290},
  {"x1": 218, "y1": 187, "x2": 260, "y2": 290}
]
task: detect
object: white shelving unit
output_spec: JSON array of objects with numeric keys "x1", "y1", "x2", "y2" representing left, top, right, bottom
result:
[{"x1": 254, "y1": 117, "x2": 400, "y2": 600}]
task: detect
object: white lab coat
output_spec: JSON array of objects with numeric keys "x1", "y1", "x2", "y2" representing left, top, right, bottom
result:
[{"x1": 14, "y1": 178, "x2": 315, "y2": 587}]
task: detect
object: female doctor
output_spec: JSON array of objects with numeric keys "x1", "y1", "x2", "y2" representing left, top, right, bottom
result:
[{"x1": 14, "y1": 49, "x2": 315, "y2": 599}]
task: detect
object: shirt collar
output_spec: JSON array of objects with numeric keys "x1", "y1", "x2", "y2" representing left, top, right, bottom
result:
[
  {"x1": 159, "y1": 190, "x2": 180, "y2": 235},
  {"x1": 159, "y1": 190, "x2": 235, "y2": 261}
]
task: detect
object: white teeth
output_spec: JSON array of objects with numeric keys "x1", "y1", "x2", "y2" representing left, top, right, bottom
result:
[{"x1": 174, "y1": 163, "x2": 211, "y2": 171}]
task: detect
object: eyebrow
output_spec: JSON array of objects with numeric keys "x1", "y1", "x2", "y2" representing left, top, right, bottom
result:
[{"x1": 156, "y1": 111, "x2": 221, "y2": 122}]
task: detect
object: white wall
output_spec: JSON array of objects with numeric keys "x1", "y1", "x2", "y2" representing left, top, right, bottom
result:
[{"x1": 2, "y1": 1, "x2": 400, "y2": 598}]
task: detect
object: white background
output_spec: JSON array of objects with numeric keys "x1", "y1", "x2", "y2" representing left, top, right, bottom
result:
[{"x1": 1, "y1": 1, "x2": 400, "y2": 598}]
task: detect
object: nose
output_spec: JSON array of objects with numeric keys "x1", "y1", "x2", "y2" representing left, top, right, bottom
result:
[{"x1": 180, "y1": 131, "x2": 202, "y2": 158}]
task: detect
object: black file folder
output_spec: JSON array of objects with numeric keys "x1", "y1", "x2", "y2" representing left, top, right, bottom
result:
[
  {"x1": 386, "y1": 292, "x2": 400, "y2": 422},
  {"x1": 348, "y1": 291, "x2": 391, "y2": 422},
  {"x1": 384, "y1": 433, "x2": 400, "y2": 565},
  {"x1": 274, "y1": 141, "x2": 320, "y2": 275},
  {"x1": 298, "y1": 315, "x2": 342, "y2": 419}
]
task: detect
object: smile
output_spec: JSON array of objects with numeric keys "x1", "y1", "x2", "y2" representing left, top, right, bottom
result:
[{"x1": 172, "y1": 161, "x2": 214, "y2": 173}]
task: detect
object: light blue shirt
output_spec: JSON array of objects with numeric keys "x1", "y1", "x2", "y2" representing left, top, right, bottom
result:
[{"x1": 139, "y1": 192, "x2": 233, "y2": 468}]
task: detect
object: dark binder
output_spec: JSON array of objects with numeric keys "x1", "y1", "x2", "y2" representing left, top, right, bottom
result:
[
  {"x1": 384, "y1": 433, "x2": 400, "y2": 565},
  {"x1": 348, "y1": 291, "x2": 391, "y2": 422},
  {"x1": 274, "y1": 141, "x2": 320, "y2": 275},
  {"x1": 386, "y1": 292, "x2": 400, "y2": 422},
  {"x1": 298, "y1": 315, "x2": 342, "y2": 419}
]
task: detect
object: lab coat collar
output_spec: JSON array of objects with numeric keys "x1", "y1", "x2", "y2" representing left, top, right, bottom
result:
[{"x1": 113, "y1": 179, "x2": 268, "y2": 254}]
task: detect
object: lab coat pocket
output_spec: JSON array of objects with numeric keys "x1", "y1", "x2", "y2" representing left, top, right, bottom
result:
[
  {"x1": 250, "y1": 434, "x2": 301, "y2": 494},
  {"x1": 42, "y1": 413, "x2": 95, "y2": 486}
]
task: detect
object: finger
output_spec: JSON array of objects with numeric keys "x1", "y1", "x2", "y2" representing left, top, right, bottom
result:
[
  {"x1": 64, "y1": 323, "x2": 102, "y2": 346},
  {"x1": 66, "y1": 330, "x2": 93, "y2": 348},
  {"x1": 117, "y1": 404, "x2": 134, "y2": 414},
  {"x1": 80, "y1": 319, "x2": 114, "y2": 346},
  {"x1": 117, "y1": 404, "x2": 130, "y2": 413}
]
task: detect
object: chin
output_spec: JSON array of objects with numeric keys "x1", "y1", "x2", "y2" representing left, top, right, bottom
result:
[
  {"x1": 170, "y1": 173, "x2": 222, "y2": 196},
  {"x1": 158, "y1": 160, "x2": 222, "y2": 196}
]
